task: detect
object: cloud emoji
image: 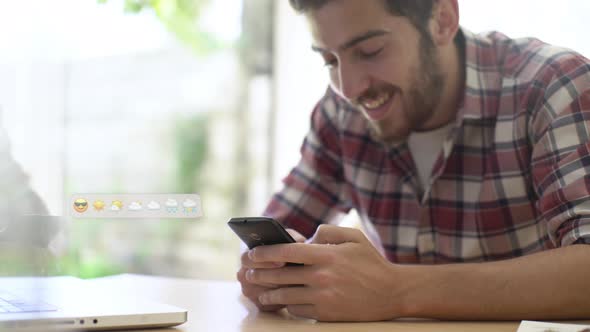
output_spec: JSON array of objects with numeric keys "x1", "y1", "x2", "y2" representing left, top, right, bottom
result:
[
  {"x1": 128, "y1": 201, "x2": 142, "y2": 211},
  {"x1": 165, "y1": 199, "x2": 178, "y2": 208},
  {"x1": 147, "y1": 201, "x2": 161, "y2": 210},
  {"x1": 111, "y1": 200, "x2": 123, "y2": 211},
  {"x1": 182, "y1": 199, "x2": 197, "y2": 208}
]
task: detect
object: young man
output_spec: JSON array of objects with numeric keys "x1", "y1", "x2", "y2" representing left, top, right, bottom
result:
[{"x1": 238, "y1": 0, "x2": 590, "y2": 322}]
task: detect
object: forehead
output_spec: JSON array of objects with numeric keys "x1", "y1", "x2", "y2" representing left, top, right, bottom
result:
[{"x1": 305, "y1": 0, "x2": 405, "y2": 50}]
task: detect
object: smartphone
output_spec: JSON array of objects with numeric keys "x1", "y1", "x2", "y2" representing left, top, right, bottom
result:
[{"x1": 227, "y1": 217, "x2": 302, "y2": 266}]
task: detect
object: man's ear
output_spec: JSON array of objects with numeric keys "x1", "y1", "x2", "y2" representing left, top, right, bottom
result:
[{"x1": 429, "y1": 0, "x2": 459, "y2": 46}]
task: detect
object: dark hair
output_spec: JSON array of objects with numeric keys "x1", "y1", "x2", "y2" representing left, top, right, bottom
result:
[{"x1": 289, "y1": 0, "x2": 436, "y2": 36}]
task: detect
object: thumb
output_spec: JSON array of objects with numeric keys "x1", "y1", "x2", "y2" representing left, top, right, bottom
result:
[
  {"x1": 310, "y1": 224, "x2": 366, "y2": 245},
  {"x1": 286, "y1": 228, "x2": 306, "y2": 243}
]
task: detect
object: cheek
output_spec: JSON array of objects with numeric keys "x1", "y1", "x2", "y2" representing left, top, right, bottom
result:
[
  {"x1": 373, "y1": 68, "x2": 399, "y2": 87},
  {"x1": 329, "y1": 70, "x2": 341, "y2": 92},
  {"x1": 367, "y1": 52, "x2": 409, "y2": 87},
  {"x1": 328, "y1": 73, "x2": 350, "y2": 101}
]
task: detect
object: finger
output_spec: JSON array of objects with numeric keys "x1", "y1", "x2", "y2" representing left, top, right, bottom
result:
[
  {"x1": 249, "y1": 243, "x2": 329, "y2": 265},
  {"x1": 237, "y1": 267, "x2": 277, "y2": 288},
  {"x1": 286, "y1": 304, "x2": 317, "y2": 320},
  {"x1": 241, "y1": 282, "x2": 284, "y2": 312},
  {"x1": 258, "y1": 303, "x2": 285, "y2": 312},
  {"x1": 286, "y1": 228, "x2": 306, "y2": 243},
  {"x1": 310, "y1": 224, "x2": 366, "y2": 245},
  {"x1": 246, "y1": 265, "x2": 314, "y2": 285},
  {"x1": 259, "y1": 286, "x2": 317, "y2": 306},
  {"x1": 237, "y1": 271, "x2": 284, "y2": 312},
  {"x1": 241, "y1": 251, "x2": 285, "y2": 269},
  {"x1": 239, "y1": 277, "x2": 278, "y2": 298}
]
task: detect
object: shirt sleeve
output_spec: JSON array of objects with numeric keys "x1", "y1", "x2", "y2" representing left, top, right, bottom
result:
[
  {"x1": 263, "y1": 89, "x2": 352, "y2": 238},
  {"x1": 531, "y1": 53, "x2": 590, "y2": 247}
]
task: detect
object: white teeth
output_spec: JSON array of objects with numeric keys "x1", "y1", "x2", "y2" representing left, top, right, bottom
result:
[{"x1": 361, "y1": 92, "x2": 392, "y2": 110}]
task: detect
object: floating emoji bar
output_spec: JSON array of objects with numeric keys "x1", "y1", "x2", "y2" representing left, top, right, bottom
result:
[{"x1": 69, "y1": 194, "x2": 203, "y2": 219}]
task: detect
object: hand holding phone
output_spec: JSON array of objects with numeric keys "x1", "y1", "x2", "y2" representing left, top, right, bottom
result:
[{"x1": 227, "y1": 217, "x2": 303, "y2": 266}]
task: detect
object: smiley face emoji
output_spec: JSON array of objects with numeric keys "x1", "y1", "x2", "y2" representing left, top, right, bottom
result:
[{"x1": 73, "y1": 198, "x2": 89, "y2": 213}]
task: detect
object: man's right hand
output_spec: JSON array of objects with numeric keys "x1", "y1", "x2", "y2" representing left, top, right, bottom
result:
[{"x1": 237, "y1": 228, "x2": 306, "y2": 312}]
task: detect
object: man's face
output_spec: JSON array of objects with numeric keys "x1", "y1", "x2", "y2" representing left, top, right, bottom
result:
[{"x1": 307, "y1": 0, "x2": 444, "y2": 142}]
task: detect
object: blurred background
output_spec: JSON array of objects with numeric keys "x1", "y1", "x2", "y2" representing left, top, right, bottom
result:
[{"x1": 0, "y1": 0, "x2": 588, "y2": 280}]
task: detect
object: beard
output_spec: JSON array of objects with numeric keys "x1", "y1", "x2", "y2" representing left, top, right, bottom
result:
[
  {"x1": 367, "y1": 33, "x2": 445, "y2": 144},
  {"x1": 405, "y1": 33, "x2": 445, "y2": 131}
]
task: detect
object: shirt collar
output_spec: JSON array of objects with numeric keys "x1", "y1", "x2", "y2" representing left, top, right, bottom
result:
[{"x1": 455, "y1": 27, "x2": 504, "y2": 123}]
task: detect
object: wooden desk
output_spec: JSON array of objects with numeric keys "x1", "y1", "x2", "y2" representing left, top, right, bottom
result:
[{"x1": 87, "y1": 274, "x2": 525, "y2": 332}]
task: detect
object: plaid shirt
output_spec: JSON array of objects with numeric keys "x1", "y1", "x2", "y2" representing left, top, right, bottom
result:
[{"x1": 264, "y1": 28, "x2": 590, "y2": 264}]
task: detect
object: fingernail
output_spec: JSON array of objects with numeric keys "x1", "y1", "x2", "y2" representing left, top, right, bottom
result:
[
  {"x1": 258, "y1": 294, "x2": 268, "y2": 305},
  {"x1": 246, "y1": 269, "x2": 254, "y2": 281},
  {"x1": 272, "y1": 262, "x2": 285, "y2": 268},
  {"x1": 248, "y1": 250, "x2": 255, "y2": 260}
]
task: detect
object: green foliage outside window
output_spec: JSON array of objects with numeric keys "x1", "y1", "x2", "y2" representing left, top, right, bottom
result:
[
  {"x1": 98, "y1": 0, "x2": 224, "y2": 54},
  {"x1": 52, "y1": 0, "x2": 227, "y2": 279}
]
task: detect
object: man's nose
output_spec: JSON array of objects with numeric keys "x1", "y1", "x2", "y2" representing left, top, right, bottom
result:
[{"x1": 337, "y1": 62, "x2": 370, "y2": 102}]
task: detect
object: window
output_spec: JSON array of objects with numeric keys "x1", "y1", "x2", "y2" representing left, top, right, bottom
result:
[{"x1": 1, "y1": 0, "x2": 248, "y2": 279}]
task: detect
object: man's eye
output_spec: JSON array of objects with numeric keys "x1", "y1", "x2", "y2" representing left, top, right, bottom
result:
[{"x1": 359, "y1": 47, "x2": 384, "y2": 59}]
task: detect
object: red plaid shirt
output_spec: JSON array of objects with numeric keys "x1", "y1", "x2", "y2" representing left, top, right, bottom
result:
[{"x1": 264, "y1": 28, "x2": 590, "y2": 264}]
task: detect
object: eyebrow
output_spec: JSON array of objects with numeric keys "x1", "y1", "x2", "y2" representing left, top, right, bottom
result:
[{"x1": 311, "y1": 29, "x2": 391, "y2": 53}]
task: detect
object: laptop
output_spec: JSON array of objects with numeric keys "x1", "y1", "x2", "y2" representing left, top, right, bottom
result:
[
  {"x1": 0, "y1": 276, "x2": 187, "y2": 331},
  {"x1": 0, "y1": 216, "x2": 187, "y2": 331}
]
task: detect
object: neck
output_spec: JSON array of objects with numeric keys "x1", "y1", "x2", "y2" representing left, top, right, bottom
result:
[{"x1": 420, "y1": 31, "x2": 466, "y2": 131}]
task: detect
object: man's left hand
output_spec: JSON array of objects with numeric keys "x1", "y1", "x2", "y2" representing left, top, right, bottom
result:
[{"x1": 245, "y1": 224, "x2": 411, "y2": 321}]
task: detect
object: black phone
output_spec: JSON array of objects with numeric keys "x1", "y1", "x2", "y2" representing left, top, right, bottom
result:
[
  {"x1": 227, "y1": 217, "x2": 302, "y2": 266},
  {"x1": 227, "y1": 217, "x2": 296, "y2": 249}
]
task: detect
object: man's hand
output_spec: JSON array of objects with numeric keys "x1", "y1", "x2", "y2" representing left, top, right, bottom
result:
[
  {"x1": 245, "y1": 225, "x2": 408, "y2": 321},
  {"x1": 241, "y1": 228, "x2": 590, "y2": 321},
  {"x1": 237, "y1": 228, "x2": 306, "y2": 312}
]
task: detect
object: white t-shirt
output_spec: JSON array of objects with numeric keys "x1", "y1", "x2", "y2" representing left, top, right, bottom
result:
[{"x1": 407, "y1": 122, "x2": 454, "y2": 191}]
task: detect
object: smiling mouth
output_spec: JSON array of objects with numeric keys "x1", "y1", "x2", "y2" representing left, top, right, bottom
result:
[
  {"x1": 358, "y1": 90, "x2": 395, "y2": 121},
  {"x1": 360, "y1": 90, "x2": 393, "y2": 110}
]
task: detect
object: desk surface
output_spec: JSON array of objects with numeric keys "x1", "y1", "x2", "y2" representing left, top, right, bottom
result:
[{"x1": 87, "y1": 274, "x2": 528, "y2": 332}]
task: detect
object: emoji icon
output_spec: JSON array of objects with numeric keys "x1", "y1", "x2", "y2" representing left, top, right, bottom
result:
[
  {"x1": 93, "y1": 200, "x2": 105, "y2": 211},
  {"x1": 165, "y1": 199, "x2": 178, "y2": 213},
  {"x1": 147, "y1": 201, "x2": 161, "y2": 211},
  {"x1": 73, "y1": 198, "x2": 88, "y2": 213},
  {"x1": 128, "y1": 201, "x2": 142, "y2": 211},
  {"x1": 111, "y1": 200, "x2": 123, "y2": 211},
  {"x1": 182, "y1": 199, "x2": 197, "y2": 213}
]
